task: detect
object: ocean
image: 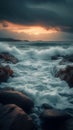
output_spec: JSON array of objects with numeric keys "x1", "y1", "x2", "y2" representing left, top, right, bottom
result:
[{"x1": 0, "y1": 41, "x2": 73, "y2": 128}]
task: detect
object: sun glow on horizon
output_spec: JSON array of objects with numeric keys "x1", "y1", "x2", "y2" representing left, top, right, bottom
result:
[
  {"x1": 16, "y1": 26, "x2": 58, "y2": 35},
  {"x1": 0, "y1": 21, "x2": 61, "y2": 40},
  {"x1": 0, "y1": 21, "x2": 58, "y2": 35}
]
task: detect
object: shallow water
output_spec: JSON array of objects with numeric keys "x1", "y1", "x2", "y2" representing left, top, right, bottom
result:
[{"x1": 0, "y1": 41, "x2": 73, "y2": 128}]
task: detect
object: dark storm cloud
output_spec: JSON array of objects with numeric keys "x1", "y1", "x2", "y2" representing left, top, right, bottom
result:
[
  {"x1": 2, "y1": 21, "x2": 8, "y2": 27},
  {"x1": 0, "y1": 0, "x2": 73, "y2": 33},
  {"x1": 27, "y1": 0, "x2": 66, "y2": 4}
]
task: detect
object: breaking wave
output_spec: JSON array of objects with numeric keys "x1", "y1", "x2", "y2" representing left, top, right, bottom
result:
[{"x1": 0, "y1": 41, "x2": 73, "y2": 115}]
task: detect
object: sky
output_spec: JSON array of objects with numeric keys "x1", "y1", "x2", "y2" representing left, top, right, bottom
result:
[{"x1": 0, "y1": 0, "x2": 73, "y2": 41}]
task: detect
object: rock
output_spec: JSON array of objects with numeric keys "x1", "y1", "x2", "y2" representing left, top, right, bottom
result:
[
  {"x1": 63, "y1": 55, "x2": 73, "y2": 63},
  {"x1": 0, "y1": 52, "x2": 18, "y2": 64},
  {"x1": 56, "y1": 65, "x2": 73, "y2": 88},
  {"x1": 0, "y1": 90, "x2": 34, "y2": 113},
  {"x1": 0, "y1": 66, "x2": 8, "y2": 82},
  {"x1": 0, "y1": 104, "x2": 35, "y2": 130},
  {"x1": 59, "y1": 55, "x2": 73, "y2": 65},
  {"x1": 41, "y1": 103, "x2": 53, "y2": 109},
  {"x1": 0, "y1": 87, "x2": 15, "y2": 91},
  {"x1": 52, "y1": 54, "x2": 73, "y2": 63},
  {"x1": 65, "y1": 118, "x2": 73, "y2": 130},
  {"x1": 40, "y1": 109, "x2": 71, "y2": 130},
  {"x1": 51, "y1": 54, "x2": 61, "y2": 60},
  {"x1": 0, "y1": 65, "x2": 13, "y2": 82},
  {"x1": 3, "y1": 65, "x2": 13, "y2": 76},
  {"x1": 40, "y1": 109, "x2": 70, "y2": 121}
]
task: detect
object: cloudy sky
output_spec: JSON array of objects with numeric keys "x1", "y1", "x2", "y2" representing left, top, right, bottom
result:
[{"x1": 0, "y1": 0, "x2": 73, "y2": 41}]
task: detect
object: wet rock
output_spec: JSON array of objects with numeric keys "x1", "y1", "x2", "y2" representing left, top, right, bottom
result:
[
  {"x1": 51, "y1": 54, "x2": 61, "y2": 60},
  {"x1": 63, "y1": 55, "x2": 73, "y2": 63},
  {"x1": 3, "y1": 65, "x2": 13, "y2": 76},
  {"x1": 0, "y1": 52, "x2": 18, "y2": 64},
  {"x1": 41, "y1": 103, "x2": 53, "y2": 109},
  {"x1": 59, "y1": 55, "x2": 73, "y2": 65},
  {"x1": 40, "y1": 109, "x2": 70, "y2": 121},
  {"x1": 0, "y1": 65, "x2": 13, "y2": 82},
  {"x1": 65, "y1": 118, "x2": 73, "y2": 130},
  {"x1": 0, "y1": 87, "x2": 15, "y2": 91},
  {"x1": 56, "y1": 65, "x2": 73, "y2": 88},
  {"x1": 0, "y1": 90, "x2": 34, "y2": 113},
  {"x1": 52, "y1": 54, "x2": 73, "y2": 62},
  {"x1": 0, "y1": 104, "x2": 35, "y2": 130},
  {"x1": 40, "y1": 109, "x2": 71, "y2": 130}
]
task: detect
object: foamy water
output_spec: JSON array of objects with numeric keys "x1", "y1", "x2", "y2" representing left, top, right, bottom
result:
[{"x1": 0, "y1": 41, "x2": 73, "y2": 119}]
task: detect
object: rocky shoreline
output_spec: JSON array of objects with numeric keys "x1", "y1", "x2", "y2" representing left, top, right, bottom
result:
[
  {"x1": 0, "y1": 52, "x2": 73, "y2": 130},
  {"x1": 0, "y1": 52, "x2": 35, "y2": 130}
]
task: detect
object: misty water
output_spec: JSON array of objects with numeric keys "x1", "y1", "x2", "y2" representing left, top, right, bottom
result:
[{"x1": 0, "y1": 41, "x2": 73, "y2": 128}]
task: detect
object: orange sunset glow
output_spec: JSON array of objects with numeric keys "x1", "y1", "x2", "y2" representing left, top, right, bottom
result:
[
  {"x1": 16, "y1": 26, "x2": 58, "y2": 35},
  {"x1": 0, "y1": 21, "x2": 59, "y2": 35},
  {"x1": 0, "y1": 21, "x2": 61, "y2": 41}
]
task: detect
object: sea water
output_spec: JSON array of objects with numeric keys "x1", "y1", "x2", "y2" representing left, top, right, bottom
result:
[{"x1": 0, "y1": 41, "x2": 73, "y2": 128}]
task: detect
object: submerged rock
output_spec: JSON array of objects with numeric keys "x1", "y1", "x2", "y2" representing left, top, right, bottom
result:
[
  {"x1": 0, "y1": 65, "x2": 13, "y2": 83},
  {"x1": 40, "y1": 109, "x2": 71, "y2": 130},
  {"x1": 41, "y1": 109, "x2": 70, "y2": 121},
  {"x1": 0, "y1": 104, "x2": 35, "y2": 130},
  {"x1": 59, "y1": 55, "x2": 73, "y2": 65},
  {"x1": 62, "y1": 55, "x2": 73, "y2": 63},
  {"x1": 56, "y1": 65, "x2": 73, "y2": 88},
  {"x1": 0, "y1": 52, "x2": 18, "y2": 64},
  {"x1": 41, "y1": 103, "x2": 53, "y2": 109},
  {"x1": 0, "y1": 90, "x2": 34, "y2": 113},
  {"x1": 65, "y1": 118, "x2": 73, "y2": 130},
  {"x1": 0, "y1": 87, "x2": 15, "y2": 91},
  {"x1": 51, "y1": 54, "x2": 61, "y2": 60},
  {"x1": 52, "y1": 54, "x2": 73, "y2": 62}
]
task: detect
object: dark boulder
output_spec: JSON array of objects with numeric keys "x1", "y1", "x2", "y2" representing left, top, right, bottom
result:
[
  {"x1": 0, "y1": 87, "x2": 14, "y2": 91},
  {"x1": 40, "y1": 109, "x2": 70, "y2": 121},
  {"x1": 64, "y1": 118, "x2": 73, "y2": 130},
  {"x1": 40, "y1": 109, "x2": 71, "y2": 130},
  {"x1": 63, "y1": 55, "x2": 73, "y2": 63},
  {"x1": 0, "y1": 90, "x2": 34, "y2": 113},
  {"x1": 3, "y1": 65, "x2": 13, "y2": 76},
  {"x1": 52, "y1": 54, "x2": 73, "y2": 63},
  {"x1": 51, "y1": 54, "x2": 61, "y2": 60},
  {"x1": 0, "y1": 52, "x2": 18, "y2": 64},
  {"x1": 59, "y1": 55, "x2": 73, "y2": 65},
  {"x1": 0, "y1": 65, "x2": 13, "y2": 82},
  {"x1": 56, "y1": 65, "x2": 73, "y2": 88},
  {"x1": 0, "y1": 104, "x2": 35, "y2": 130},
  {"x1": 41, "y1": 103, "x2": 53, "y2": 110}
]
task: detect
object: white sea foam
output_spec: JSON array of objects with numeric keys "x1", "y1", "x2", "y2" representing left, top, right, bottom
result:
[
  {"x1": 0, "y1": 42, "x2": 22, "y2": 59},
  {"x1": 24, "y1": 47, "x2": 73, "y2": 63},
  {"x1": 0, "y1": 42, "x2": 73, "y2": 114},
  {"x1": 0, "y1": 42, "x2": 73, "y2": 59}
]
